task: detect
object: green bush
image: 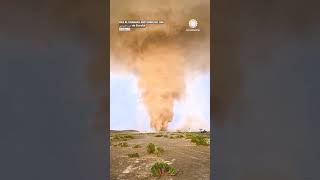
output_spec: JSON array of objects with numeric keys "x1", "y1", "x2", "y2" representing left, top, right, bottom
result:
[
  {"x1": 112, "y1": 135, "x2": 121, "y2": 140},
  {"x1": 123, "y1": 134, "x2": 134, "y2": 139},
  {"x1": 133, "y1": 144, "x2": 142, "y2": 148},
  {"x1": 147, "y1": 143, "x2": 156, "y2": 154},
  {"x1": 175, "y1": 135, "x2": 184, "y2": 138},
  {"x1": 118, "y1": 142, "x2": 129, "y2": 147},
  {"x1": 184, "y1": 133, "x2": 194, "y2": 139},
  {"x1": 112, "y1": 134, "x2": 134, "y2": 141},
  {"x1": 188, "y1": 134, "x2": 209, "y2": 146},
  {"x1": 128, "y1": 153, "x2": 139, "y2": 158},
  {"x1": 155, "y1": 147, "x2": 164, "y2": 156},
  {"x1": 151, "y1": 162, "x2": 177, "y2": 177},
  {"x1": 147, "y1": 143, "x2": 164, "y2": 156}
]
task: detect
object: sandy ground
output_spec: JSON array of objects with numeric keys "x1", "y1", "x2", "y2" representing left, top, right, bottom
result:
[{"x1": 110, "y1": 132, "x2": 210, "y2": 180}]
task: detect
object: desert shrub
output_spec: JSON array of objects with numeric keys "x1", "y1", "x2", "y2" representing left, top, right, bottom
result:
[
  {"x1": 112, "y1": 134, "x2": 134, "y2": 141},
  {"x1": 133, "y1": 144, "x2": 142, "y2": 148},
  {"x1": 128, "y1": 153, "x2": 139, "y2": 158},
  {"x1": 147, "y1": 143, "x2": 164, "y2": 156},
  {"x1": 147, "y1": 143, "x2": 156, "y2": 154},
  {"x1": 112, "y1": 135, "x2": 121, "y2": 140},
  {"x1": 151, "y1": 162, "x2": 177, "y2": 177},
  {"x1": 118, "y1": 142, "x2": 129, "y2": 147},
  {"x1": 155, "y1": 147, "x2": 164, "y2": 156},
  {"x1": 163, "y1": 135, "x2": 169, "y2": 138},
  {"x1": 154, "y1": 134, "x2": 163, "y2": 137},
  {"x1": 189, "y1": 134, "x2": 209, "y2": 146},
  {"x1": 184, "y1": 133, "x2": 194, "y2": 139},
  {"x1": 175, "y1": 135, "x2": 184, "y2": 138},
  {"x1": 123, "y1": 134, "x2": 134, "y2": 139},
  {"x1": 169, "y1": 136, "x2": 174, "y2": 139}
]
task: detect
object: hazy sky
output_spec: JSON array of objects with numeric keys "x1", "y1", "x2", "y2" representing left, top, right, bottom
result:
[{"x1": 110, "y1": 73, "x2": 210, "y2": 131}]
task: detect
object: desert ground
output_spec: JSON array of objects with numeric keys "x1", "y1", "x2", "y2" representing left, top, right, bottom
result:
[{"x1": 110, "y1": 131, "x2": 210, "y2": 180}]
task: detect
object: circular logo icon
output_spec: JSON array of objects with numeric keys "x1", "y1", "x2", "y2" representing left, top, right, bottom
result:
[{"x1": 188, "y1": 19, "x2": 198, "y2": 29}]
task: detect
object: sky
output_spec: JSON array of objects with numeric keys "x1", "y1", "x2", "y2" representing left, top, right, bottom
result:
[{"x1": 110, "y1": 72, "x2": 210, "y2": 131}]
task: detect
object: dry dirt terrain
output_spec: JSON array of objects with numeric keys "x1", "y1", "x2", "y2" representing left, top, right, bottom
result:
[{"x1": 110, "y1": 132, "x2": 210, "y2": 180}]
